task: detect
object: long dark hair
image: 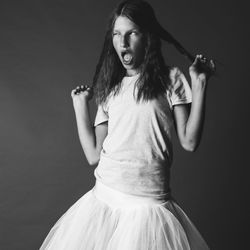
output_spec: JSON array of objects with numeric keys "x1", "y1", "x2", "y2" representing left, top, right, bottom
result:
[{"x1": 92, "y1": 0, "x2": 194, "y2": 105}]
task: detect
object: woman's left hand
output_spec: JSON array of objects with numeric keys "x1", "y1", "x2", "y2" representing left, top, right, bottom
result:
[{"x1": 189, "y1": 54, "x2": 216, "y2": 82}]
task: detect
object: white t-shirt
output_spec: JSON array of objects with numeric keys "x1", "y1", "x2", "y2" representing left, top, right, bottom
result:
[{"x1": 93, "y1": 67, "x2": 192, "y2": 198}]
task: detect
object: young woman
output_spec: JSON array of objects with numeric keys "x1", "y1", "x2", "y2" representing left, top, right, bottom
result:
[{"x1": 40, "y1": 0, "x2": 215, "y2": 249}]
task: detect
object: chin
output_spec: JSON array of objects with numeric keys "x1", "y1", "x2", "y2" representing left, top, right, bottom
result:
[{"x1": 122, "y1": 63, "x2": 136, "y2": 70}]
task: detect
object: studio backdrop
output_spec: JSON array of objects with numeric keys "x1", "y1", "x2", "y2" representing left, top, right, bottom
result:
[{"x1": 0, "y1": 0, "x2": 249, "y2": 249}]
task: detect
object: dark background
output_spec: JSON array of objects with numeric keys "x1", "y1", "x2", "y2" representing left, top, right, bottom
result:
[{"x1": 0, "y1": 0, "x2": 249, "y2": 249}]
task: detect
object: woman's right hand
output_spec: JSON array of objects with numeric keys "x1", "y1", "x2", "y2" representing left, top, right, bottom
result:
[{"x1": 71, "y1": 85, "x2": 94, "y2": 110}]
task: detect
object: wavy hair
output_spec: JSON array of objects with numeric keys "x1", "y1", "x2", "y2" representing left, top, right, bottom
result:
[{"x1": 92, "y1": 0, "x2": 194, "y2": 105}]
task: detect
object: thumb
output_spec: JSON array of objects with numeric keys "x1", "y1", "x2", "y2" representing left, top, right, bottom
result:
[
  {"x1": 71, "y1": 89, "x2": 77, "y2": 98},
  {"x1": 191, "y1": 54, "x2": 201, "y2": 66}
]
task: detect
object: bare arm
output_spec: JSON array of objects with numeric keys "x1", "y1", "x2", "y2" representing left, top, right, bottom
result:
[
  {"x1": 71, "y1": 86, "x2": 108, "y2": 166},
  {"x1": 173, "y1": 55, "x2": 215, "y2": 152},
  {"x1": 173, "y1": 82, "x2": 206, "y2": 152}
]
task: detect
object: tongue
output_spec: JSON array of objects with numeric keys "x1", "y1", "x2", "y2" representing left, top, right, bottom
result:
[{"x1": 123, "y1": 53, "x2": 133, "y2": 64}]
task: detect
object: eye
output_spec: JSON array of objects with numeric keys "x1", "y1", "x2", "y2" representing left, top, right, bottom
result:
[
  {"x1": 112, "y1": 32, "x2": 119, "y2": 37},
  {"x1": 130, "y1": 31, "x2": 137, "y2": 35}
]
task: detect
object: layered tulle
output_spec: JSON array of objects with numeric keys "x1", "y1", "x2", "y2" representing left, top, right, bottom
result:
[{"x1": 40, "y1": 180, "x2": 209, "y2": 250}]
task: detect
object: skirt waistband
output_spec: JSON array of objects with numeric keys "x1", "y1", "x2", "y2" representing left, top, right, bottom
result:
[{"x1": 93, "y1": 180, "x2": 171, "y2": 208}]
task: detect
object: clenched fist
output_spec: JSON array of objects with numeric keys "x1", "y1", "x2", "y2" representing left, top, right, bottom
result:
[
  {"x1": 189, "y1": 54, "x2": 216, "y2": 82},
  {"x1": 71, "y1": 84, "x2": 94, "y2": 111}
]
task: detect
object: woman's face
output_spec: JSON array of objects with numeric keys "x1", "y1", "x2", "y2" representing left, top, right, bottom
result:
[{"x1": 112, "y1": 16, "x2": 145, "y2": 76}]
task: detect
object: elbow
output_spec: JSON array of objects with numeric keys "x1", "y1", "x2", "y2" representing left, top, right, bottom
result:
[
  {"x1": 86, "y1": 155, "x2": 100, "y2": 167},
  {"x1": 82, "y1": 147, "x2": 101, "y2": 167},
  {"x1": 181, "y1": 139, "x2": 199, "y2": 152},
  {"x1": 88, "y1": 160, "x2": 99, "y2": 167},
  {"x1": 185, "y1": 145, "x2": 197, "y2": 152}
]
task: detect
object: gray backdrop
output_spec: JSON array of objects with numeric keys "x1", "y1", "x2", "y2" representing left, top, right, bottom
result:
[{"x1": 0, "y1": 0, "x2": 249, "y2": 249}]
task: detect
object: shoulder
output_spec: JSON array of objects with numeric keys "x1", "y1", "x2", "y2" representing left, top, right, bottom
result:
[
  {"x1": 166, "y1": 66, "x2": 192, "y2": 106},
  {"x1": 168, "y1": 66, "x2": 185, "y2": 84},
  {"x1": 166, "y1": 66, "x2": 186, "y2": 92}
]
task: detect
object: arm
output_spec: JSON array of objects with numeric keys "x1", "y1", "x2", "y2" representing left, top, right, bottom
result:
[
  {"x1": 173, "y1": 55, "x2": 215, "y2": 152},
  {"x1": 173, "y1": 81, "x2": 206, "y2": 152},
  {"x1": 71, "y1": 86, "x2": 108, "y2": 166}
]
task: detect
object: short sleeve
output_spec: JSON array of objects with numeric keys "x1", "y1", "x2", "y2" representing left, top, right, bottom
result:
[
  {"x1": 168, "y1": 67, "x2": 192, "y2": 107},
  {"x1": 94, "y1": 103, "x2": 109, "y2": 127}
]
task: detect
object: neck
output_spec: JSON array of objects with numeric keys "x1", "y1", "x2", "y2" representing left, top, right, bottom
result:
[{"x1": 126, "y1": 69, "x2": 139, "y2": 77}]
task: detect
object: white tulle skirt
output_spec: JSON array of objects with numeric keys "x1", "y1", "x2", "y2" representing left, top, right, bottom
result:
[{"x1": 40, "y1": 180, "x2": 209, "y2": 250}]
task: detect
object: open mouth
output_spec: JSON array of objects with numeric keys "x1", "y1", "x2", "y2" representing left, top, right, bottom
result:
[{"x1": 121, "y1": 51, "x2": 133, "y2": 65}]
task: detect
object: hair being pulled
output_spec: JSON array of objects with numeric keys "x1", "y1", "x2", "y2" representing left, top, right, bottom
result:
[
  {"x1": 120, "y1": 0, "x2": 195, "y2": 61},
  {"x1": 92, "y1": 0, "x2": 194, "y2": 105}
]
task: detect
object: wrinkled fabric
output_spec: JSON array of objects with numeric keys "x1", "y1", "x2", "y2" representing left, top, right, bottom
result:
[
  {"x1": 94, "y1": 67, "x2": 192, "y2": 197},
  {"x1": 40, "y1": 180, "x2": 209, "y2": 250}
]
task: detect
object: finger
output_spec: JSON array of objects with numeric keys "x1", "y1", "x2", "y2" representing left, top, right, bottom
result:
[
  {"x1": 198, "y1": 54, "x2": 207, "y2": 61},
  {"x1": 192, "y1": 54, "x2": 200, "y2": 64},
  {"x1": 71, "y1": 89, "x2": 78, "y2": 98},
  {"x1": 79, "y1": 85, "x2": 90, "y2": 93},
  {"x1": 196, "y1": 54, "x2": 204, "y2": 61},
  {"x1": 197, "y1": 54, "x2": 206, "y2": 61},
  {"x1": 71, "y1": 84, "x2": 93, "y2": 97},
  {"x1": 202, "y1": 57, "x2": 207, "y2": 62},
  {"x1": 198, "y1": 55, "x2": 210, "y2": 67},
  {"x1": 210, "y1": 59, "x2": 216, "y2": 69},
  {"x1": 86, "y1": 86, "x2": 92, "y2": 90},
  {"x1": 75, "y1": 86, "x2": 82, "y2": 94},
  {"x1": 209, "y1": 60, "x2": 216, "y2": 75},
  {"x1": 79, "y1": 85, "x2": 87, "y2": 92},
  {"x1": 71, "y1": 89, "x2": 74, "y2": 98},
  {"x1": 73, "y1": 86, "x2": 79, "y2": 94}
]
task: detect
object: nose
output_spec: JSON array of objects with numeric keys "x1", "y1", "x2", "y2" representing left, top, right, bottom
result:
[{"x1": 120, "y1": 35, "x2": 129, "y2": 48}]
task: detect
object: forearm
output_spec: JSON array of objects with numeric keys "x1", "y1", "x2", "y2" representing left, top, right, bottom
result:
[
  {"x1": 74, "y1": 102, "x2": 98, "y2": 165},
  {"x1": 185, "y1": 79, "x2": 207, "y2": 150}
]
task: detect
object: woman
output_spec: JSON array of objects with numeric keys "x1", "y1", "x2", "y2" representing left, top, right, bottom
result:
[{"x1": 40, "y1": 0, "x2": 215, "y2": 249}]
